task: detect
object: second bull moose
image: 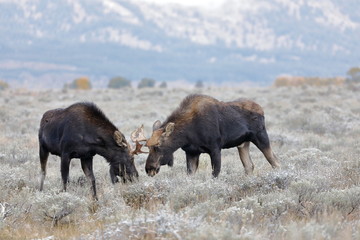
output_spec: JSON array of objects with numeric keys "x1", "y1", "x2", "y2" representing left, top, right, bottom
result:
[
  {"x1": 38, "y1": 102, "x2": 146, "y2": 200},
  {"x1": 145, "y1": 94, "x2": 280, "y2": 177}
]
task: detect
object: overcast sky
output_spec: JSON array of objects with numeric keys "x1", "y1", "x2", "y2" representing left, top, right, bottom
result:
[{"x1": 136, "y1": 0, "x2": 227, "y2": 8}]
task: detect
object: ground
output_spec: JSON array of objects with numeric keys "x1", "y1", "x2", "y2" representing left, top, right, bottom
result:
[{"x1": 0, "y1": 84, "x2": 359, "y2": 239}]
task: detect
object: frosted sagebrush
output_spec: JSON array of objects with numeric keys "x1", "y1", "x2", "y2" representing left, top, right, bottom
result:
[
  {"x1": 0, "y1": 85, "x2": 359, "y2": 239},
  {"x1": 32, "y1": 191, "x2": 89, "y2": 225}
]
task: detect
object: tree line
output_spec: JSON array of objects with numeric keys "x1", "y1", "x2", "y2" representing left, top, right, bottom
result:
[
  {"x1": 1, "y1": 66, "x2": 359, "y2": 90},
  {"x1": 63, "y1": 76, "x2": 165, "y2": 90}
]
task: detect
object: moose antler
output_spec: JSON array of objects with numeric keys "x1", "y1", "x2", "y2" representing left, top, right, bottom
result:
[
  {"x1": 131, "y1": 124, "x2": 147, "y2": 143},
  {"x1": 129, "y1": 125, "x2": 148, "y2": 155}
]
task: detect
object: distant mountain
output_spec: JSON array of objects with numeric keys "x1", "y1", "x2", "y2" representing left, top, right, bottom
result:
[{"x1": 0, "y1": 0, "x2": 359, "y2": 88}]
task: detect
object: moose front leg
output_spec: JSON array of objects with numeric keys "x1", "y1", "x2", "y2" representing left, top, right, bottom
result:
[
  {"x1": 186, "y1": 152, "x2": 200, "y2": 175},
  {"x1": 210, "y1": 149, "x2": 221, "y2": 178},
  {"x1": 60, "y1": 154, "x2": 71, "y2": 192},
  {"x1": 81, "y1": 157, "x2": 97, "y2": 200}
]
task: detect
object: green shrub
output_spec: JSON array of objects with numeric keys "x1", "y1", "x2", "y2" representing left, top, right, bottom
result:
[
  {"x1": 138, "y1": 78, "x2": 156, "y2": 89},
  {"x1": 159, "y1": 81, "x2": 167, "y2": 88},
  {"x1": 108, "y1": 77, "x2": 131, "y2": 89},
  {"x1": 347, "y1": 67, "x2": 360, "y2": 82},
  {"x1": 195, "y1": 80, "x2": 204, "y2": 88}
]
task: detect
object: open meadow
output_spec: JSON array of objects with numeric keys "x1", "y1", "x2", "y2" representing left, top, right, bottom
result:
[{"x1": 0, "y1": 84, "x2": 359, "y2": 239}]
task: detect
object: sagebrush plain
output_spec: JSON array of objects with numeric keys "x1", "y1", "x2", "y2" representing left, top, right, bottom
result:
[{"x1": 0, "y1": 84, "x2": 359, "y2": 239}]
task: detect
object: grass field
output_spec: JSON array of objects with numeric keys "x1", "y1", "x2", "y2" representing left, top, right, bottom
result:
[{"x1": 0, "y1": 84, "x2": 359, "y2": 239}]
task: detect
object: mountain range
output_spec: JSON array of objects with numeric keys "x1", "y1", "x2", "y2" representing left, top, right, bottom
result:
[{"x1": 0, "y1": 0, "x2": 359, "y2": 88}]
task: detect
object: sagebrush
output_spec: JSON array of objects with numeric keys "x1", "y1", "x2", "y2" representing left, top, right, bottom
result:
[{"x1": 0, "y1": 85, "x2": 359, "y2": 239}]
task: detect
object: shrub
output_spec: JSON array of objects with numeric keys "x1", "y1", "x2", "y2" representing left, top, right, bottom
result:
[
  {"x1": 31, "y1": 191, "x2": 88, "y2": 225},
  {"x1": 138, "y1": 78, "x2": 156, "y2": 89},
  {"x1": 346, "y1": 67, "x2": 360, "y2": 82},
  {"x1": 159, "y1": 81, "x2": 167, "y2": 88},
  {"x1": 108, "y1": 77, "x2": 131, "y2": 89},
  {"x1": 64, "y1": 77, "x2": 91, "y2": 90},
  {"x1": 0, "y1": 80, "x2": 9, "y2": 90},
  {"x1": 195, "y1": 80, "x2": 204, "y2": 88},
  {"x1": 273, "y1": 76, "x2": 345, "y2": 87}
]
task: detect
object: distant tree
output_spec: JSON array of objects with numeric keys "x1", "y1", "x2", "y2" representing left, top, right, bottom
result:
[
  {"x1": 138, "y1": 78, "x2": 156, "y2": 89},
  {"x1": 159, "y1": 81, "x2": 167, "y2": 88},
  {"x1": 108, "y1": 76, "x2": 131, "y2": 89},
  {"x1": 64, "y1": 77, "x2": 91, "y2": 90},
  {"x1": 195, "y1": 80, "x2": 204, "y2": 88},
  {"x1": 0, "y1": 80, "x2": 9, "y2": 90},
  {"x1": 346, "y1": 67, "x2": 360, "y2": 82}
]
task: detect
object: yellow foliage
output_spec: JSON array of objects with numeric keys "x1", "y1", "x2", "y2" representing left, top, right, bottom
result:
[
  {"x1": 74, "y1": 77, "x2": 91, "y2": 90},
  {"x1": 273, "y1": 76, "x2": 345, "y2": 87},
  {"x1": 64, "y1": 77, "x2": 92, "y2": 90}
]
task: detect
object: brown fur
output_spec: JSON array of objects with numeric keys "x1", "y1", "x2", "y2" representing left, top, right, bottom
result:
[
  {"x1": 146, "y1": 95, "x2": 264, "y2": 147},
  {"x1": 230, "y1": 99, "x2": 264, "y2": 116},
  {"x1": 166, "y1": 95, "x2": 218, "y2": 125},
  {"x1": 166, "y1": 95, "x2": 263, "y2": 126}
]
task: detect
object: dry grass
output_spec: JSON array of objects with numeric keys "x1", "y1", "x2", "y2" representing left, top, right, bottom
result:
[{"x1": 0, "y1": 85, "x2": 359, "y2": 239}]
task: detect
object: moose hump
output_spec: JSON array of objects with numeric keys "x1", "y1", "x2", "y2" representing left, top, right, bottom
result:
[
  {"x1": 165, "y1": 94, "x2": 264, "y2": 126},
  {"x1": 230, "y1": 98, "x2": 264, "y2": 116}
]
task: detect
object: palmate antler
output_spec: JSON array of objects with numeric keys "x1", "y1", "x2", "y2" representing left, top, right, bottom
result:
[{"x1": 129, "y1": 125, "x2": 148, "y2": 155}]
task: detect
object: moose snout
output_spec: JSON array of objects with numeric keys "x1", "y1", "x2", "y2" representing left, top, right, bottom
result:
[{"x1": 145, "y1": 166, "x2": 160, "y2": 177}]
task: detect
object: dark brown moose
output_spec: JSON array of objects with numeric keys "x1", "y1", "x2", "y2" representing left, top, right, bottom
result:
[
  {"x1": 145, "y1": 94, "x2": 280, "y2": 177},
  {"x1": 38, "y1": 102, "x2": 146, "y2": 200}
]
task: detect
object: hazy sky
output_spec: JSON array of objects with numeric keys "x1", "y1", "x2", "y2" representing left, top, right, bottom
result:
[{"x1": 136, "y1": 0, "x2": 227, "y2": 8}]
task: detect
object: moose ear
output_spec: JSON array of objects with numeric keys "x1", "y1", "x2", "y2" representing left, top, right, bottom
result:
[
  {"x1": 153, "y1": 120, "x2": 162, "y2": 131},
  {"x1": 114, "y1": 131, "x2": 127, "y2": 147},
  {"x1": 164, "y1": 122, "x2": 175, "y2": 137}
]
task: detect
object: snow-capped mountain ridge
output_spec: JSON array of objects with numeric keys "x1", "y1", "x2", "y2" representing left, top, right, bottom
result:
[{"x1": 0, "y1": 0, "x2": 359, "y2": 88}]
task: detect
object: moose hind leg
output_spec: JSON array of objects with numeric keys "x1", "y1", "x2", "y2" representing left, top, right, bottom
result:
[
  {"x1": 210, "y1": 149, "x2": 221, "y2": 178},
  {"x1": 237, "y1": 142, "x2": 254, "y2": 175},
  {"x1": 186, "y1": 152, "x2": 200, "y2": 175},
  {"x1": 39, "y1": 145, "x2": 49, "y2": 191},
  {"x1": 81, "y1": 157, "x2": 97, "y2": 200},
  {"x1": 253, "y1": 129, "x2": 280, "y2": 169}
]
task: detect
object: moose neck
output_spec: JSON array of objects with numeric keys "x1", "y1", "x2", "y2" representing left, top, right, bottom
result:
[
  {"x1": 163, "y1": 125, "x2": 189, "y2": 154},
  {"x1": 95, "y1": 144, "x2": 130, "y2": 164}
]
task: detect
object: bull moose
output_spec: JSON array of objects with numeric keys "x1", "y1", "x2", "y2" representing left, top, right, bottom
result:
[
  {"x1": 145, "y1": 94, "x2": 280, "y2": 177},
  {"x1": 38, "y1": 102, "x2": 146, "y2": 200}
]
